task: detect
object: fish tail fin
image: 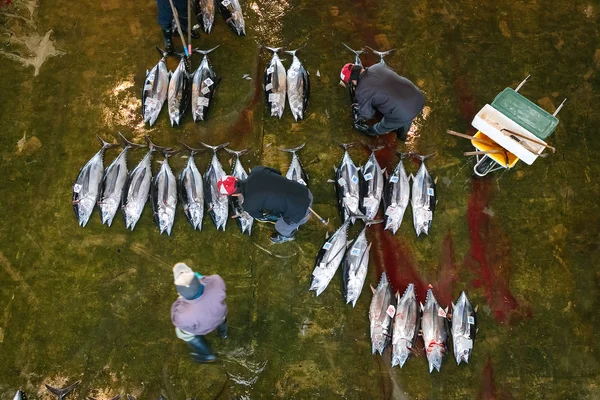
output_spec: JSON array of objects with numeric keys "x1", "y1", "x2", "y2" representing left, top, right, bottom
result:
[
  {"x1": 365, "y1": 219, "x2": 384, "y2": 227},
  {"x1": 280, "y1": 143, "x2": 305, "y2": 154},
  {"x1": 45, "y1": 381, "x2": 80, "y2": 399},
  {"x1": 225, "y1": 147, "x2": 250, "y2": 157},
  {"x1": 126, "y1": 395, "x2": 137, "y2": 400},
  {"x1": 200, "y1": 141, "x2": 230, "y2": 153},
  {"x1": 110, "y1": 395, "x2": 122, "y2": 400},
  {"x1": 179, "y1": 141, "x2": 205, "y2": 155},
  {"x1": 144, "y1": 135, "x2": 171, "y2": 152},
  {"x1": 366, "y1": 46, "x2": 395, "y2": 63},
  {"x1": 155, "y1": 45, "x2": 167, "y2": 57},
  {"x1": 264, "y1": 46, "x2": 282, "y2": 54},
  {"x1": 342, "y1": 42, "x2": 364, "y2": 57},
  {"x1": 336, "y1": 141, "x2": 355, "y2": 151},
  {"x1": 118, "y1": 132, "x2": 146, "y2": 149},
  {"x1": 396, "y1": 151, "x2": 409, "y2": 160},
  {"x1": 162, "y1": 148, "x2": 181, "y2": 158},
  {"x1": 360, "y1": 141, "x2": 385, "y2": 153},
  {"x1": 284, "y1": 44, "x2": 306, "y2": 57},
  {"x1": 193, "y1": 44, "x2": 220, "y2": 56},
  {"x1": 96, "y1": 135, "x2": 118, "y2": 150}
]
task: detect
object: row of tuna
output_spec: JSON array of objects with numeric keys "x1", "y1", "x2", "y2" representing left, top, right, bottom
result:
[
  {"x1": 333, "y1": 143, "x2": 437, "y2": 237},
  {"x1": 369, "y1": 274, "x2": 477, "y2": 372},
  {"x1": 142, "y1": 46, "x2": 220, "y2": 127},
  {"x1": 263, "y1": 46, "x2": 310, "y2": 121},
  {"x1": 13, "y1": 381, "x2": 163, "y2": 400},
  {"x1": 195, "y1": 0, "x2": 245, "y2": 35}
]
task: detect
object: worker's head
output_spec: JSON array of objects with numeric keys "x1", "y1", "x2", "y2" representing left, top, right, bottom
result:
[
  {"x1": 217, "y1": 175, "x2": 238, "y2": 195},
  {"x1": 340, "y1": 63, "x2": 362, "y2": 84},
  {"x1": 173, "y1": 262, "x2": 204, "y2": 300}
]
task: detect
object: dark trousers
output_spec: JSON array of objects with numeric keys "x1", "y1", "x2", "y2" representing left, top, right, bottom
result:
[
  {"x1": 371, "y1": 116, "x2": 412, "y2": 138},
  {"x1": 157, "y1": 0, "x2": 189, "y2": 31}
]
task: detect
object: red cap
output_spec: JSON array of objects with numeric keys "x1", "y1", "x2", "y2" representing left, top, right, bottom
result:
[
  {"x1": 217, "y1": 176, "x2": 237, "y2": 195},
  {"x1": 340, "y1": 63, "x2": 354, "y2": 83}
]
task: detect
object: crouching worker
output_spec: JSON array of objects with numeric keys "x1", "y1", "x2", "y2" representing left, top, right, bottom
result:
[
  {"x1": 171, "y1": 263, "x2": 228, "y2": 364},
  {"x1": 217, "y1": 166, "x2": 313, "y2": 244}
]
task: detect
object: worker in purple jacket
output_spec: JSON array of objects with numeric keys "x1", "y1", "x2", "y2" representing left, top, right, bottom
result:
[{"x1": 171, "y1": 262, "x2": 228, "y2": 363}]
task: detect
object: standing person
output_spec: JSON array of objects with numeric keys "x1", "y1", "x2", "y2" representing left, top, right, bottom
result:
[
  {"x1": 156, "y1": 0, "x2": 199, "y2": 53},
  {"x1": 340, "y1": 63, "x2": 425, "y2": 140},
  {"x1": 217, "y1": 166, "x2": 313, "y2": 244},
  {"x1": 171, "y1": 263, "x2": 228, "y2": 363}
]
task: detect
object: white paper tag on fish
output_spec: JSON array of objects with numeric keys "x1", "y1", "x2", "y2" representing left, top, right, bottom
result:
[
  {"x1": 203, "y1": 77, "x2": 214, "y2": 87},
  {"x1": 201, "y1": 86, "x2": 211, "y2": 95},
  {"x1": 351, "y1": 247, "x2": 361, "y2": 256},
  {"x1": 351, "y1": 175, "x2": 359, "y2": 184},
  {"x1": 221, "y1": 0, "x2": 231, "y2": 6},
  {"x1": 73, "y1": 184, "x2": 82, "y2": 193},
  {"x1": 386, "y1": 305, "x2": 396, "y2": 318},
  {"x1": 268, "y1": 93, "x2": 279, "y2": 103},
  {"x1": 297, "y1": 178, "x2": 307, "y2": 186},
  {"x1": 428, "y1": 188, "x2": 434, "y2": 196},
  {"x1": 337, "y1": 177, "x2": 346, "y2": 186},
  {"x1": 197, "y1": 97, "x2": 210, "y2": 107},
  {"x1": 265, "y1": 83, "x2": 273, "y2": 91},
  {"x1": 267, "y1": 66, "x2": 274, "y2": 75},
  {"x1": 363, "y1": 172, "x2": 373, "y2": 181},
  {"x1": 465, "y1": 339, "x2": 473, "y2": 349},
  {"x1": 468, "y1": 316, "x2": 475, "y2": 325},
  {"x1": 390, "y1": 176, "x2": 399, "y2": 183},
  {"x1": 322, "y1": 242, "x2": 332, "y2": 250},
  {"x1": 438, "y1": 308, "x2": 447, "y2": 318}
]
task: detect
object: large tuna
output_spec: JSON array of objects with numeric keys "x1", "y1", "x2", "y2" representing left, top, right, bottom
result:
[
  {"x1": 122, "y1": 136, "x2": 170, "y2": 230},
  {"x1": 285, "y1": 48, "x2": 310, "y2": 121},
  {"x1": 167, "y1": 54, "x2": 192, "y2": 126},
  {"x1": 201, "y1": 142, "x2": 230, "y2": 231},
  {"x1": 392, "y1": 284, "x2": 419, "y2": 368},
  {"x1": 72, "y1": 136, "x2": 118, "y2": 227},
  {"x1": 99, "y1": 133, "x2": 146, "y2": 227},
  {"x1": 421, "y1": 288, "x2": 448, "y2": 373},
  {"x1": 360, "y1": 144, "x2": 385, "y2": 220},
  {"x1": 195, "y1": 0, "x2": 215, "y2": 33},
  {"x1": 179, "y1": 143, "x2": 205, "y2": 231},
  {"x1": 411, "y1": 153, "x2": 436, "y2": 237},
  {"x1": 383, "y1": 153, "x2": 410, "y2": 234},
  {"x1": 264, "y1": 46, "x2": 287, "y2": 119},
  {"x1": 342, "y1": 221, "x2": 380, "y2": 307},
  {"x1": 369, "y1": 272, "x2": 394, "y2": 355},
  {"x1": 281, "y1": 143, "x2": 308, "y2": 186},
  {"x1": 218, "y1": 0, "x2": 245, "y2": 35},
  {"x1": 225, "y1": 147, "x2": 253, "y2": 235},
  {"x1": 151, "y1": 149, "x2": 179, "y2": 235},
  {"x1": 366, "y1": 46, "x2": 395, "y2": 67},
  {"x1": 310, "y1": 219, "x2": 350, "y2": 296},
  {"x1": 142, "y1": 47, "x2": 170, "y2": 127},
  {"x1": 333, "y1": 142, "x2": 363, "y2": 223},
  {"x1": 191, "y1": 46, "x2": 220, "y2": 122},
  {"x1": 451, "y1": 291, "x2": 477, "y2": 365}
]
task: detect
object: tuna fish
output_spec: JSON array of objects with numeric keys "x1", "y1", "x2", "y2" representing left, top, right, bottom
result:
[
  {"x1": 451, "y1": 291, "x2": 477, "y2": 365},
  {"x1": 310, "y1": 219, "x2": 350, "y2": 296},
  {"x1": 201, "y1": 142, "x2": 230, "y2": 231},
  {"x1": 383, "y1": 153, "x2": 410, "y2": 234},
  {"x1": 191, "y1": 46, "x2": 220, "y2": 122},
  {"x1": 369, "y1": 272, "x2": 394, "y2": 355},
  {"x1": 264, "y1": 46, "x2": 287, "y2": 119},
  {"x1": 360, "y1": 144, "x2": 385, "y2": 220},
  {"x1": 411, "y1": 153, "x2": 436, "y2": 237},
  {"x1": 167, "y1": 55, "x2": 192, "y2": 126},
  {"x1": 179, "y1": 143, "x2": 205, "y2": 231},
  {"x1": 151, "y1": 149, "x2": 179, "y2": 235},
  {"x1": 285, "y1": 48, "x2": 310, "y2": 121},
  {"x1": 365, "y1": 46, "x2": 395, "y2": 67},
  {"x1": 342, "y1": 221, "x2": 380, "y2": 307},
  {"x1": 45, "y1": 381, "x2": 80, "y2": 400},
  {"x1": 122, "y1": 136, "x2": 170, "y2": 230},
  {"x1": 421, "y1": 288, "x2": 448, "y2": 373},
  {"x1": 195, "y1": 0, "x2": 215, "y2": 33},
  {"x1": 72, "y1": 136, "x2": 119, "y2": 227},
  {"x1": 281, "y1": 143, "x2": 308, "y2": 186},
  {"x1": 225, "y1": 147, "x2": 253, "y2": 235},
  {"x1": 333, "y1": 142, "x2": 364, "y2": 223},
  {"x1": 392, "y1": 284, "x2": 419, "y2": 368},
  {"x1": 142, "y1": 47, "x2": 170, "y2": 127},
  {"x1": 13, "y1": 390, "x2": 26, "y2": 400},
  {"x1": 218, "y1": 0, "x2": 245, "y2": 35},
  {"x1": 98, "y1": 133, "x2": 146, "y2": 227},
  {"x1": 342, "y1": 42, "x2": 364, "y2": 67}
]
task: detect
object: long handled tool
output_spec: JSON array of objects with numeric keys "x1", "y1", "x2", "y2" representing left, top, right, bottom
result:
[
  {"x1": 167, "y1": 0, "x2": 189, "y2": 57},
  {"x1": 446, "y1": 130, "x2": 497, "y2": 147},
  {"x1": 187, "y1": 0, "x2": 192, "y2": 55},
  {"x1": 463, "y1": 150, "x2": 504, "y2": 156},
  {"x1": 500, "y1": 128, "x2": 556, "y2": 153},
  {"x1": 308, "y1": 207, "x2": 329, "y2": 226}
]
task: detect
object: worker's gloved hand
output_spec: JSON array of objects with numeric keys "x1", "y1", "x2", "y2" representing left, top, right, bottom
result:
[
  {"x1": 353, "y1": 121, "x2": 376, "y2": 137},
  {"x1": 351, "y1": 103, "x2": 361, "y2": 122}
]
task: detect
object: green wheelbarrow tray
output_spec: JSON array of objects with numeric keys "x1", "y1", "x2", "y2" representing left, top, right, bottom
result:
[{"x1": 491, "y1": 88, "x2": 558, "y2": 140}]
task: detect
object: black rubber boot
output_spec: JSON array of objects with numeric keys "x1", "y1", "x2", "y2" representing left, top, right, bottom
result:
[
  {"x1": 187, "y1": 336, "x2": 217, "y2": 363},
  {"x1": 162, "y1": 29, "x2": 174, "y2": 54},
  {"x1": 256, "y1": 214, "x2": 279, "y2": 224},
  {"x1": 269, "y1": 230, "x2": 296, "y2": 244},
  {"x1": 395, "y1": 126, "x2": 408, "y2": 141},
  {"x1": 216, "y1": 320, "x2": 228, "y2": 339}
]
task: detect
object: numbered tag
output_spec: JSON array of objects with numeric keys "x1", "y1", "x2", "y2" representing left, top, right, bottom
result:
[
  {"x1": 468, "y1": 316, "x2": 475, "y2": 325},
  {"x1": 351, "y1": 247, "x2": 361, "y2": 256},
  {"x1": 464, "y1": 339, "x2": 473, "y2": 349},
  {"x1": 386, "y1": 305, "x2": 396, "y2": 318},
  {"x1": 337, "y1": 177, "x2": 346, "y2": 186},
  {"x1": 363, "y1": 172, "x2": 373, "y2": 181},
  {"x1": 351, "y1": 175, "x2": 359, "y2": 184},
  {"x1": 265, "y1": 83, "x2": 273, "y2": 91},
  {"x1": 268, "y1": 93, "x2": 279, "y2": 102},
  {"x1": 203, "y1": 77, "x2": 214, "y2": 87},
  {"x1": 267, "y1": 66, "x2": 274, "y2": 75},
  {"x1": 73, "y1": 184, "x2": 82, "y2": 193},
  {"x1": 438, "y1": 308, "x2": 447, "y2": 318},
  {"x1": 323, "y1": 242, "x2": 332, "y2": 250},
  {"x1": 428, "y1": 188, "x2": 435, "y2": 196},
  {"x1": 197, "y1": 97, "x2": 210, "y2": 107},
  {"x1": 390, "y1": 176, "x2": 399, "y2": 183},
  {"x1": 222, "y1": 0, "x2": 231, "y2": 6},
  {"x1": 201, "y1": 86, "x2": 211, "y2": 95}
]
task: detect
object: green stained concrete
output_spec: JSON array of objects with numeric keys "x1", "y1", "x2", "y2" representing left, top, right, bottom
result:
[{"x1": 0, "y1": 0, "x2": 599, "y2": 398}]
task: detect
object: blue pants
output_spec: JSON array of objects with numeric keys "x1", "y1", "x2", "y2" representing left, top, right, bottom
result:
[
  {"x1": 371, "y1": 117, "x2": 412, "y2": 137},
  {"x1": 274, "y1": 192, "x2": 313, "y2": 236},
  {"x1": 157, "y1": 0, "x2": 189, "y2": 31}
]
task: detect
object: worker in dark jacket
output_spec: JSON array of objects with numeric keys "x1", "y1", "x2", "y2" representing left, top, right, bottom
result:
[
  {"x1": 340, "y1": 63, "x2": 425, "y2": 140},
  {"x1": 156, "y1": 0, "x2": 199, "y2": 53},
  {"x1": 217, "y1": 166, "x2": 313, "y2": 243}
]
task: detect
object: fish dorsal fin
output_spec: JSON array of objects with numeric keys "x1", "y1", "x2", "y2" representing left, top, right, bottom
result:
[
  {"x1": 420, "y1": 302, "x2": 424, "y2": 312},
  {"x1": 370, "y1": 284, "x2": 375, "y2": 294}
]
